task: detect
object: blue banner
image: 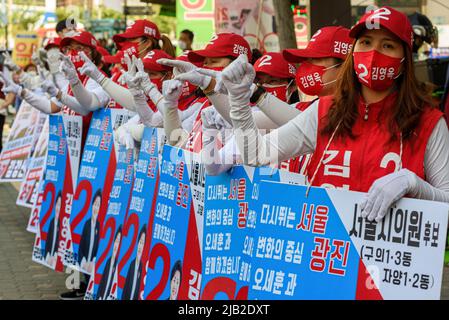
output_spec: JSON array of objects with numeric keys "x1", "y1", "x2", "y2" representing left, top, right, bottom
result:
[
  {"x1": 66, "y1": 108, "x2": 132, "y2": 273},
  {"x1": 115, "y1": 127, "x2": 161, "y2": 300},
  {"x1": 142, "y1": 145, "x2": 192, "y2": 300},
  {"x1": 32, "y1": 114, "x2": 82, "y2": 271},
  {"x1": 85, "y1": 145, "x2": 135, "y2": 300}
]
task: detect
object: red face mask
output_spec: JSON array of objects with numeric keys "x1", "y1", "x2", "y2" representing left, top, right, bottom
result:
[
  {"x1": 120, "y1": 42, "x2": 139, "y2": 59},
  {"x1": 68, "y1": 49, "x2": 85, "y2": 69},
  {"x1": 203, "y1": 66, "x2": 225, "y2": 72},
  {"x1": 353, "y1": 50, "x2": 404, "y2": 92},
  {"x1": 295, "y1": 61, "x2": 339, "y2": 96},
  {"x1": 262, "y1": 83, "x2": 291, "y2": 102}
]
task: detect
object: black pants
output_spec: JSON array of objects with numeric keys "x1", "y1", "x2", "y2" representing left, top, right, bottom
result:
[{"x1": 0, "y1": 114, "x2": 5, "y2": 154}]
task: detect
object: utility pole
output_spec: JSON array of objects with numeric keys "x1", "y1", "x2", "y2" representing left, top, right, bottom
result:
[{"x1": 272, "y1": 0, "x2": 297, "y2": 50}]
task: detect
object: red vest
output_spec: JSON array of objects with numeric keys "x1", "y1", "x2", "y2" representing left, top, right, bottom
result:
[
  {"x1": 281, "y1": 100, "x2": 315, "y2": 174},
  {"x1": 184, "y1": 97, "x2": 211, "y2": 153},
  {"x1": 306, "y1": 93, "x2": 443, "y2": 192}
]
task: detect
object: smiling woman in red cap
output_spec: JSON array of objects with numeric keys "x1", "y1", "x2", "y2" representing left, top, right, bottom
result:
[{"x1": 225, "y1": 6, "x2": 449, "y2": 223}]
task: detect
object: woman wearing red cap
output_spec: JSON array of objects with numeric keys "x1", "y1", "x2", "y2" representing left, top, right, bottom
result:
[
  {"x1": 155, "y1": 33, "x2": 252, "y2": 152},
  {"x1": 1, "y1": 31, "x2": 111, "y2": 144},
  {"x1": 225, "y1": 6, "x2": 449, "y2": 222},
  {"x1": 78, "y1": 19, "x2": 175, "y2": 112}
]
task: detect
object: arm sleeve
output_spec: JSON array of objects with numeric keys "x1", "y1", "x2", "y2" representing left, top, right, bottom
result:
[
  {"x1": 70, "y1": 78, "x2": 109, "y2": 111},
  {"x1": 163, "y1": 103, "x2": 189, "y2": 147},
  {"x1": 256, "y1": 93, "x2": 302, "y2": 126},
  {"x1": 52, "y1": 72, "x2": 69, "y2": 91},
  {"x1": 59, "y1": 91, "x2": 90, "y2": 116},
  {"x1": 411, "y1": 118, "x2": 449, "y2": 203},
  {"x1": 101, "y1": 78, "x2": 137, "y2": 112},
  {"x1": 230, "y1": 99, "x2": 319, "y2": 167},
  {"x1": 21, "y1": 89, "x2": 53, "y2": 114},
  {"x1": 207, "y1": 91, "x2": 279, "y2": 130}
]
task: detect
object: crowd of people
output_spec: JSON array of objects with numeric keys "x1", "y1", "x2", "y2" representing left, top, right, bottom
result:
[{"x1": 0, "y1": 5, "x2": 448, "y2": 299}]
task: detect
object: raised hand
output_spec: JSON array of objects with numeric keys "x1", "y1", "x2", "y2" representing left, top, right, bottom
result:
[
  {"x1": 0, "y1": 72, "x2": 22, "y2": 96},
  {"x1": 78, "y1": 51, "x2": 105, "y2": 83},
  {"x1": 59, "y1": 53, "x2": 79, "y2": 85}
]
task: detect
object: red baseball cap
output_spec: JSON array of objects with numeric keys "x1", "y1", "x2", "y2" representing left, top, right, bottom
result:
[
  {"x1": 349, "y1": 6, "x2": 414, "y2": 49},
  {"x1": 113, "y1": 19, "x2": 161, "y2": 43},
  {"x1": 104, "y1": 51, "x2": 124, "y2": 65},
  {"x1": 142, "y1": 50, "x2": 173, "y2": 72},
  {"x1": 60, "y1": 31, "x2": 98, "y2": 50},
  {"x1": 254, "y1": 52, "x2": 296, "y2": 79},
  {"x1": 283, "y1": 26, "x2": 352, "y2": 63},
  {"x1": 188, "y1": 33, "x2": 252, "y2": 63},
  {"x1": 44, "y1": 37, "x2": 61, "y2": 50}
]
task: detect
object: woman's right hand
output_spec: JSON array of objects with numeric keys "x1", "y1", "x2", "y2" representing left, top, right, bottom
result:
[{"x1": 221, "y1": 54, "x2": 255, "y2": 106}]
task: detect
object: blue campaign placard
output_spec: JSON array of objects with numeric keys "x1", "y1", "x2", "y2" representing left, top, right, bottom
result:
[
  {"x1": 85, "y1": 144, "x2": 135, "y2": 300},
  {"x1": 32, "y1": 114, "x2": 84, "y2": 272},
  {"x1": 67, "y1": 109, "x2": 115, "y2": 273},
  {"x1": 201, "y1": 165, "x2": 291, "y2": 300},
  {"x1": 67, "y1": 108, "x2": 132, "y2": 273},
  {"x1": 32, "y1": 115, "x2": 67, "y2": 270},
  {"x1": 115, "y1": 127, "x2": 161, "y2": 300},
  {"x1": 248, "y1": 181, "x2": 360, "y2": 300},
  {"x1": 142, "y1": 145, "x2": 192, "y2": 300}
]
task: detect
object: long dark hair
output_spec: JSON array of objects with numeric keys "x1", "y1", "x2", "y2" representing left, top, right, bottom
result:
[{"x1": 322, "y1": 40, "x2": 436, "y2": 142}]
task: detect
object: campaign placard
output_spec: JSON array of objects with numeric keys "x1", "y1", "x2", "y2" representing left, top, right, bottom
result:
[
  {"x1": 110, "y1": 127, "x2": 164, "y2": 300},
  {"x1": 248, "y1": 181, "x2": 449, "y2": 300},
  {"x1": 141, "y1": 145, "x2": 195, "y2": 300},
  {"x1": 65, "y1": 108, "x2": 133, "y2": 274},
  {"x1": 17, "y1": 117, "x2": 49, "y2": 208},
  {"x1": 32, "y1": 114, "x2": 82, "y2": 271},
  {"x1": 0, "y1": 102, "x2": 46, "y2": 182},
  {"x1": 85, "y1": 145, "x2": 135, "y2": 300},
  {"x1": 200, "y1": 166, "x2": 305, "y2": 300}
]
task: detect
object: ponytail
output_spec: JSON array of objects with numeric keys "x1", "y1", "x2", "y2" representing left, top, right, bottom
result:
[{"x1": 159, "y1": 35, "x2": 176, "y2": 57}]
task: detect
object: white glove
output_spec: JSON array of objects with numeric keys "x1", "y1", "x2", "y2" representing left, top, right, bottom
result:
[
  {"x1": 131, "y1": 58, "x2": 163, "y2": 105},
  {"x1": 121, "y1": 54, "x2": 141, "y2": 88},
  {"x1": 114, "y1": 125, "x2": 135, "y2": 150},
  {"x1": 161, "y1": 79, "x2": 183, "y2": 107},
  {"x1": 19, "y1": 71, "x2": 34, "y2": 89},
  {"x1": 157, "y1": 58, "x2": 196, "y2": 76},
  {"x1": 0, "y1": 72, "x2": 22, "y2": 96},
  {"x1": 78, "y1": 51, "x2": 106, "y2": 84},
  {"x1": 2, "y1": 51, "x2": 20, "y2": 72},
  {"x1": 196, "y1": 68, "x2": 227, "y2": 94},
  {"x1": 360, "y1": 169, "x2": 417, "y2": 223},
  {"x1": 39, "y1": 67, "x2": 59, "y2": 97},
  {"x1": 59, "y1": 53, "x2": 80, "y2": 85},
  {"x1": 47, "y1": 48, "x2": 61, "y2": 75},
  {"x1": 221, "y1": 54, "x2": 255, "y2": 107},
  {"x1": 174, "y1": 69, "x2": 212, "y2": 90}
]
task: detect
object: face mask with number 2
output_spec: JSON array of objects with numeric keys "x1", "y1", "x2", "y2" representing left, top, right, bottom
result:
[{"x1": 353, "y1": 50, "x2": 404, "y2": 92}]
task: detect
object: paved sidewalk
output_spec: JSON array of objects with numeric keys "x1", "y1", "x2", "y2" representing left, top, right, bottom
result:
[
  {"x1": 0, "y1": 183, "x2": 67, "y2": 300},
  {"x1": 0, "y1": 182, "x2": 448, "y2": 300}
]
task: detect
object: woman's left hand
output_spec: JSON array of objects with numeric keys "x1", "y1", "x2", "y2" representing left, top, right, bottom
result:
[{"x1": 360, "y1": 168, "x2": 417, "y2": 223}]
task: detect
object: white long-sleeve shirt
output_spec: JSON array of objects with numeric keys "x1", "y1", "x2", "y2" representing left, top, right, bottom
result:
[{"x1": 230, "y1": 99, "x2": 449, "y2": 203}]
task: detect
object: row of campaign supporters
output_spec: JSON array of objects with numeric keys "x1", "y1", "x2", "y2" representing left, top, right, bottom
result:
[{"x1": 0, "y1": 5, "x2": 448, "y2": 300}]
